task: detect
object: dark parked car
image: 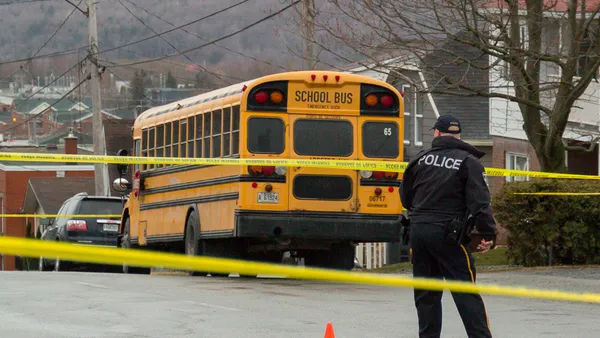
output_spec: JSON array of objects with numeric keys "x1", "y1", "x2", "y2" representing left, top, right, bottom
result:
[{"x1": 38, "y1": 192, "x2": 125, "y2": 272}]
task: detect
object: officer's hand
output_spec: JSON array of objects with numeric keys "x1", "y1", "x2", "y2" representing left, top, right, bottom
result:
[{"x1": 477, "y1": 239, "x2": 493, "y2": 253}]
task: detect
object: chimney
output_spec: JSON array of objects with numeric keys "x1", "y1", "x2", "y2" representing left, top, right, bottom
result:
[{"x1": 64, "y1": 130, "x2": 78, "y2": 155}]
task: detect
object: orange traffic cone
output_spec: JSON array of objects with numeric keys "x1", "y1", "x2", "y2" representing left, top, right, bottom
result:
[{"x1": 324, "y1": 322, "x2": 335, "y2": 338}]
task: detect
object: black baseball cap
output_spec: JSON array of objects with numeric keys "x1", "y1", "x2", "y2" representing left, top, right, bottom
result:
[{"x1": 431, "y1": 114, "x2": 462, "y2": 134}]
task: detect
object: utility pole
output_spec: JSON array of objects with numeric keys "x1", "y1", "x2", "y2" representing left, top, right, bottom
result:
[
  {"x1": 302, "y1": 0, "x2": 316, "y2": 70},
  {"x1": 87, "y1": 0, "x2": 107, "y2": 196}
]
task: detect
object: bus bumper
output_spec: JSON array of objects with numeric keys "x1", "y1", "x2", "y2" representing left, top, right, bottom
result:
[{"x1": 234, "y1": 210, "x2": 401, "y2": 243}]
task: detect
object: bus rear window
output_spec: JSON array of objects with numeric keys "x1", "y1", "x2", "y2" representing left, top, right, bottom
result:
[
  {"x1": 294, "y1": 119, "x2": 353, "y2": 156},
  {"x1": 247, "y1": 117, "x2": 285, "y2": 154},
  {"x1": 362, "y1": 122, "x2": 399, "y2": 158}
]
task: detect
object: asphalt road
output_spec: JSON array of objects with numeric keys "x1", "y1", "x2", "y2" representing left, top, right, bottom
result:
[{"x1": 1, "y1": 268, "x2": 599, "y2": 338}]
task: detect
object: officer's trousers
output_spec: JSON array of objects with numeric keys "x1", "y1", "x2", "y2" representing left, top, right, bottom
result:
[{"x1": 410, "y1": 222, "x2": 492, "y2": 338}]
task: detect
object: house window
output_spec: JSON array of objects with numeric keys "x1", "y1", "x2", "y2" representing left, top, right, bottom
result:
[
  {"x1": 413, "y1": 91, "x2": 423, "y2": 146},
  {"x1": 505, "y1": 152, "x2": 530, "y2": 182}
]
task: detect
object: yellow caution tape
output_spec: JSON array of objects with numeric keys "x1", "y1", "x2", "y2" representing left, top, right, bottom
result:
[
  {"x1": 1, "y1": 152, "x2": 600, "y2": 180},
  {"x1": 2, "y1": 236, "x2": 600, "y2": 304},
  {"x1": 0, "y1": 214, "x2": 121, "y2": 218},
  {"x1": 512, "y1": 192, "x2": 600, "y2": 196}
]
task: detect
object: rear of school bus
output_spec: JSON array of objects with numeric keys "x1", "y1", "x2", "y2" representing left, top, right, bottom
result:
[{"x1": 235, "y1": 71, "x2": 404, "y2": 270}]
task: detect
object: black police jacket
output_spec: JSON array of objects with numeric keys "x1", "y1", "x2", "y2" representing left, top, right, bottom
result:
[{"x1": 400, "y1": 136, "x2": 498, "y2": 241}]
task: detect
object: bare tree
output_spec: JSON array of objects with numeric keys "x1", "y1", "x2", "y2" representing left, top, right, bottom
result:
[{"x1": 314, "y1": 0, "x2": 600, "y2": 173}]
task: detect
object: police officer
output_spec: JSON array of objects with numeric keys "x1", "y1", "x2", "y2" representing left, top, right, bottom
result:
[{"x1": 400, "y1": 114, "x2": 497, "y2": 338}]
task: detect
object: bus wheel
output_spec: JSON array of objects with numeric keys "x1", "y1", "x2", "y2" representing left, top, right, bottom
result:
[
  {"x1": 122, "y1": 218, "x2": 151, "y2": 275},
  {"x1": 185, "y1": 212, "x2": 208, "y2": 277}
]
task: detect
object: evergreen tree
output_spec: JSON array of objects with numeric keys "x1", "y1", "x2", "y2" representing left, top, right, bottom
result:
[{"x1": 166, "y1": 72, "x2": 177, "y2": 88}]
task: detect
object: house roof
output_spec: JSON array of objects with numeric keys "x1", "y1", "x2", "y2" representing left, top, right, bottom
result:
[
  {"x1": 421, "y1": 31, "x2": 491, "y2": 141},
  {"x1": 0, "y1": 96, "x2": 14, "y2": 106},
  {"x1": 35, "y1": 129, "x2": 93, "y2": 146},
  {"x1": 103, "y1": 118, "x2": 135, "y2": 196},
  {"x1": 22, "y1": 177, "x2": 95, "y2": 215}
]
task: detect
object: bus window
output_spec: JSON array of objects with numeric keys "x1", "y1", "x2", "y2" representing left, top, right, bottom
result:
[
  {"x1": 148, "y1": 127, "x2": 155, "y2": 170},
  {"x1": 134, "y1": 139, "x2": 140, "y2": 172},
  {"x1": 173, "y1": 120, "x2": 179, "y2": 158},
  {"x1": 187, "y1": 116, "x2": 194, "y2": 158},
  {"x1": 362, "y1": 122, "x2": 399, "y2": 158},
  {"x1": 165, "y1": 122, "x2": 172, "y2": 166},
  {"x1": 141, "y1": 128, "x2": 148, "y2": 171},
  {"x1": 212, "y1": 109, "x2": 222, "y2": 158},
  {"x1": 156, "y1": 124, "x2": 164, "y2": 168},
  {"x1": 293, "y1": 119, "x2": 353, "y2": 157},
  {"x1": 232, "y1": 105, "x2": 240, "y2": 155},
  {"x1": 247, "y1": 117, "x2": 285, "y2": 154},
  {"x1": 195, "y1": 114, "x2": 203, "y2": 158},
  {"x1": 223, "y1": 107, "x2": 231, "y2": 156},
  {"x1": 203, "y1": 113, "x2": 211, "y2": 157},
  {"x1": 180, "y1": 119, "x2": 187, "y2": 158}
]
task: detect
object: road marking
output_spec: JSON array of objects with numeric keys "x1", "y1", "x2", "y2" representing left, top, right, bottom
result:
[
  {"x1": 74, "y1": 281, "x2": 109, "y2": 289},
  {"x1": 185, "y1": 300, "x2": 240, "y2": 311}
]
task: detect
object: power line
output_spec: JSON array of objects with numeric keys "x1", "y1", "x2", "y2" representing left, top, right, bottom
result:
[
  {"x1": 110, "y1": 1, "x2": 300, "y2": 68},
  {"x1": 0, "y1": 0, "x2": 250, "y2": 66},
  {"x1": 0, "y1": 0, "x2": 51, "y2": 5},
  {"x1": 0, "y1": 0, "x2": 82, "y2": 82},
  {"x1": 13, "y1": 60, "x2": 84, "y2": 108},
  {"x1": 124, "y1": 0, "x2": 292, "y2": 72},
  {"x1": 115, "y1": 0, "x2": 243, "y2": 83},
  {"x1": 3, "y1": 74, "x2": 90, "y2": 133},
  {"x1": 96, "y1": 0, "x2": 252, "y2": 57},
  {"x1": 0, "y1": 46, "x2": 88, "y2": 66}
]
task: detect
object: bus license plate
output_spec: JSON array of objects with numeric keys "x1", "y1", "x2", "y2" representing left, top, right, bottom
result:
[
  {"x1": 103, "y1": 223, "x2": 119, "y2": 232},
  {"x1": 258, "y1": 192, "x2": 278, "y2": 203}
]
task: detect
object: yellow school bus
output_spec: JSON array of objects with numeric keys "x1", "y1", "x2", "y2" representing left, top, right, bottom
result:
[{"x1": 113, "y1": 71, "x2": 404, "y2": 275}]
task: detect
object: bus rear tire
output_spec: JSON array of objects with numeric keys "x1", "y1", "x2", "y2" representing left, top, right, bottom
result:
[{"x1": 185, "y1": 212, "x2": 208, "y2": 277}]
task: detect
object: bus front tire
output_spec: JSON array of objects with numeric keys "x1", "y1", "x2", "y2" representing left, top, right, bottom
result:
[
  {"x1": 185, "y1": 212, "x2": 208, "y2": 277},
  {"x1": 121, "y1": 218, "x2": 151, "y2": 275}
]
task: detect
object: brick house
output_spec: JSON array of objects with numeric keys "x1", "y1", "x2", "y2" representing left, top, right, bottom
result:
[{"x1": 0, "y1": 136, "x2": 94, "y2": 271}]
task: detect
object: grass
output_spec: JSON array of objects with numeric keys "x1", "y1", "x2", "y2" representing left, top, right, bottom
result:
[{"x1": 368, "y1": 246, "x2": 511, "y2": 274}]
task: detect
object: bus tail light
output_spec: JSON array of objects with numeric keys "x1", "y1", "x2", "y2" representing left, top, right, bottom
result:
[
  {"x1": 360, "y1": 170, "x2": 372, "y2": 179},
  {"x1": 364, "y1": 171, "x2": 398, "y2": 180},
  {"x1": 248, "y1": 166, "x2": 285, "y2": 176},
  {"x1": 262, "y1": 166, "x2": 275, "y2": 176},
  {"x1": 66, "y1": 220, "x2": 87, "y2": 231}
]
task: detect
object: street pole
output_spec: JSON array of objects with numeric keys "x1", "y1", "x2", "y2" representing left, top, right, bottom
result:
[
  {"x1": 87, "y1": 0, "x2": 107, "y2": 196},
  {"x1": 302, "y1": 0, "x2": 316, "y2": 70}
]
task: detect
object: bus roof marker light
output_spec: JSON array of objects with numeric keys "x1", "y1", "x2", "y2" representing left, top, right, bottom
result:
[
  {"x1": 335, "y1": 75, "x2": 340, "y2": 82},
  {"x1": 311, "y1": 74, "x2": 316, "y2": 81},
  {"x1": 380, "y1": 95, "x2": 394, "y2": 108},
  {"x1": 323, "y1": 75, "x2": 328, "y2": 82},
  {"x1": 242, "y1": 85, "x2": 247, "y2": 92},
  {"x1": 255, "y1": 91, "x2": 268, "y2": 104},
  {"x1": 400, "y1": 91, "x2": 405, "y2": 97},
  {"x1": 365, "y1": 94, "x2": 378, "y2": 107},
  {"x1": 270, "y1": 90, "x2": 284, "y2": 104}
]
